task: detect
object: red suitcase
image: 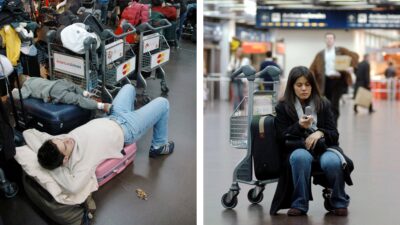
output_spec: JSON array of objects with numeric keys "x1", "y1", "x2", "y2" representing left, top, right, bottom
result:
[{"x1": 95, "y1": 143, "x2": 137, "y2": 187}]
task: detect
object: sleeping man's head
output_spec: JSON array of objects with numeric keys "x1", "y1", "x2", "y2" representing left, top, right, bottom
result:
[{"x1": 37, "y1": 138, "x2": 75, "y2": 170}]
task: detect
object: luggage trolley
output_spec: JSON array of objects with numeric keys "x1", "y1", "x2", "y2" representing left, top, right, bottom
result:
[
  {"x1": 46, "y1": 30, "x2": 100, "y2": 92},
  {"x1": 100, "y1": 22, "x2": 137, "y2": 102},
  {"x1": 135, "y1": 19, "x2": 172, "y2": 104},
  {"x1": 221, "y1": 65, "x2": 281, "y2": 209}
]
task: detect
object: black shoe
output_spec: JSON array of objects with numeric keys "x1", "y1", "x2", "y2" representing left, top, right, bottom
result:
[
  {"x1": 353, "y1": 105, "x2": 358, "y2": 114},
  {"x1": 369, "y1": 109, "x2": 376, "y2": 114},
  {"x1": 287, "y1": 208, "x2": 306, "y2": 216},
  {"x1": 149, "y1": 141, "x2": 175, "y2": 158}
]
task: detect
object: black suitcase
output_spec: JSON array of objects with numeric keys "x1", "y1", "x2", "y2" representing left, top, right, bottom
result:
[
  {"x1": 22, "y1": 171, "x2": 90, "y2": 225},
  {"x1": 14, "y1": 98, "x2": 93, "y2": 135},
  {"x1": 251, "y1": 115, "x2": 281, "y2": 180}
]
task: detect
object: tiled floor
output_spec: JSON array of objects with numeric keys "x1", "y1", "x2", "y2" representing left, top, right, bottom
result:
[
  {"x1": 204, "y1": 96, "x2": 400, "y2": 225},
  {"x1": 0, "y1": 40, "x2": 197, "y2": 225}
]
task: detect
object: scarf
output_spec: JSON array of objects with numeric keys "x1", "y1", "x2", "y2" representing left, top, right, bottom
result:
[{"x1": 294, "y1": 97, "x2": 318, "y2": 131}]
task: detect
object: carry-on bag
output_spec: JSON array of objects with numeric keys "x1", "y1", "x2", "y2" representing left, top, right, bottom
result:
[
  {"x1": 251, "y1": 115, "x2": 281, "y2": 180},
  {"x1": 13, "y1": 98, "x2": 92, "y2": 135},
  {"x1": 96, "y1": 143, "x2": 137, "y2": 186},
  {"x1": 22, "y1": 171, "x2": 91, "y2": 225},
  {"x1": 354, "y1": 86, "x2": 372, "y2": 108}
]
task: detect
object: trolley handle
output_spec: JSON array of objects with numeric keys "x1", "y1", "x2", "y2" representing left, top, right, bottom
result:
[
  {"x1": 84, "y1": 36, "x2": 99, "y2": 68},
  {"x1": 46, "y1": 30, "x2": 57, "y2": 43},
  {"x1": 137, "y1": 19, "x2": 172, "y2": 32},
  {"x1": 102, "y1": 21, "x2": 136, "y2": 39},
  {"x1": 231, "y1": 65, "x2": 281, "y2": 82}
]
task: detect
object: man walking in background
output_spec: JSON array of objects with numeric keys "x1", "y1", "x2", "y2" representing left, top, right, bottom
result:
[
  {"x1": 354, "y1": 54, "x2": 375, "y2": 114},
  {"x1": 310, "y1": 32, "x2": 359, "y2": 126}
]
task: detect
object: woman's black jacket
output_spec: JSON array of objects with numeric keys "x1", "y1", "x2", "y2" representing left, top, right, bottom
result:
[{"x1": 270, "y1": 99, "x2": 354, "y2": 215}]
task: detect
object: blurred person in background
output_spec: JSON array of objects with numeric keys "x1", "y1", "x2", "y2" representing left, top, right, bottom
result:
[
  {"x1": 260, "y1": 51, "x2": 280, "y2": 90},
  {"x1": 354, "y1": 54, "x2": 375, "y2": 113},
  {"x1": 228, "y1": 46, "x2": 250, "y2": 110},
  {"x1": 310, "y1": 32, "x2": 359, "y2": 126},
  {"x1": 384, "y1": 61, "x2": 396, "y2": 100}
]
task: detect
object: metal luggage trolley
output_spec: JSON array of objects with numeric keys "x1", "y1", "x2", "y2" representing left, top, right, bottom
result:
[
  {"x1": 135, "y1": 19, "x2": 172, "y2": 104},
  {"x1": 46, "y1": 30, "x2": 100, "y2": 92},
  {"x1": 221, "y1": 65, "x2": 281, "y2": 209},
  {"x1": 99, "y1": 22, "x2": 137, "y2": 102}
]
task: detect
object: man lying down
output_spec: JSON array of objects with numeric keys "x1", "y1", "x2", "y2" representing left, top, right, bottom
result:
[{"x1": 15, "y1": 84, "x2": 174, "y2": 205}]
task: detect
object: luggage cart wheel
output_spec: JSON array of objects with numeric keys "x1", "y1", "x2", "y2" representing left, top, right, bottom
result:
[
  {"x1": 221, "y1": 192, "x2": 238, "y2": 209},
  {"x1": 247, "y1": 188, "x2": 264, "y2": 204}
]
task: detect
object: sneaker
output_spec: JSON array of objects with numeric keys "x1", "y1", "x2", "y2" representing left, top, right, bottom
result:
[
  {"x1": 149, "y1": 141, "x2": 175, "y2": 158},
  {"x1": 287, "y1": 208, "x2": 306, "y2": 216}
]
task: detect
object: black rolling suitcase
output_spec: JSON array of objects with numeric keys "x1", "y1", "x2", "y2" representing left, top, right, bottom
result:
[
  {"x1": 13, "y1": 98, "x2": 93, "y2": 135},
  {"x1": 251, "y1": 115, "x2": 281, "y2": 180}
]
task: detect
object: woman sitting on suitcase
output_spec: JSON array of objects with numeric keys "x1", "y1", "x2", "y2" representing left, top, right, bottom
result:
[
  {"x1": 270, "y1": 66, "x2": 353, "y2": 217},
  {"x1": 12, "y1": 75, "x2": 112, "y2": 113},
  {"x1": 33, "y1": 84, "x2": 174, "y2": 194}
]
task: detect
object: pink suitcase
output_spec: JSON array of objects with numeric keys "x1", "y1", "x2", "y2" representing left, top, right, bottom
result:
[{"x1": 95, "y1": 143, "x2": 137, "y2": 187}]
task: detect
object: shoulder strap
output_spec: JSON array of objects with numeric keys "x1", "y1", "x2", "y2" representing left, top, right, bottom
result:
[{"x1": 258, "y1": 116, "x2": 266, "y2": 139}]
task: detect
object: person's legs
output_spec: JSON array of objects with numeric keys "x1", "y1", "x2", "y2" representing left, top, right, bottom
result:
[
  {"x1": 320, "y1": 151, "x2": 350, "y2": 209},
  {"x1": 232, "y1": 81, "x2": 240, "y2": 110},
  {"x1": 325, "y1": 78, "x2": 341, "y2": 125},
  {"x1": 177, "y1": 11, "x2": 187, "y2": 41},
  {"x1": 289, "y1": 148, "x2": 313, "y2": 213},
  {"x1": 109, "y1": 84, "x2": 172, "y2": 156},
  {"x1": 111, "y1": 84, "x2": 136, "y2": 112}
]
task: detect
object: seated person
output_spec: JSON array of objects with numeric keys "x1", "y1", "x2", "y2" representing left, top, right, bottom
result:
[
  {"x1": 151, "y1": 0, "x2": 177, "y2": 21},
  {"x1": 270, "y1": 66, "x2": 353, "y2": 217},
  {"x1": 36, "y1": 84, "x2": 174, "y2": 194},
  {"x1": 12, "y1": 75, "x2": 111, "y2": 113}
]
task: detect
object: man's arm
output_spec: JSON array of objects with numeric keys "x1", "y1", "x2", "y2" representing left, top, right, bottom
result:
[
  {"x1": 339, "y1": 47, "x2": 359, "y2": 68},
  {"x1": 51, "y1": 166, "x2": 95, "y2": 194},
  {"x1": 22, "y1": 129, "x2": 53, "y2": 153}
]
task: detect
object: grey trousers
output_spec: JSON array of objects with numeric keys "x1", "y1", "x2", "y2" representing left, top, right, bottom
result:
[{"x1": 49, "y1": 80, "x2": 98, "y2": 110}]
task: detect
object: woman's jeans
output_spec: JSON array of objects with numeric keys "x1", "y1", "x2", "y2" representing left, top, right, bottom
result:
[
  {"x1": 289, "y1": 148, "x2": 350, "y2": 212},
  {"x1": 108, "y1": 84, "x2": 169, "y2": 148}
]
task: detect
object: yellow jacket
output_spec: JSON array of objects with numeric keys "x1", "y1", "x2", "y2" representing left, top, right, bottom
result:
[{"x1": 0, "y1": 25, "x2": 21, "y2": 66}]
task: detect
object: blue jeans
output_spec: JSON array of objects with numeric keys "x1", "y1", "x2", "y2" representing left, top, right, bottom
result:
[
  {"x1": 108, "y1": 84, "x2": 169, "y2": 148},
  {"x1": 289, "y1": 149, "x2": 350, "y2": 212},
  {"x1": 97, "y1": 2, "x2": 108, "y2": 24}
]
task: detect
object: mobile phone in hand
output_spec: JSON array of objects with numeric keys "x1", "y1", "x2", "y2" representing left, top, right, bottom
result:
[{"x1": 304, "y1": 106, "x2": 312, "y2": 118}]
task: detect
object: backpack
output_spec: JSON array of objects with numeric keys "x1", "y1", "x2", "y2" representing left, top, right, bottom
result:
[{"x1": 121, "y1": 2, "x2": 149, "y2": 26}]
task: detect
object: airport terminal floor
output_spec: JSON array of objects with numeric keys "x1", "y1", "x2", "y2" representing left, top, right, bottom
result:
[
  {"x1": 204, "y1": 96, "x2": 400, "y2": 225},
  {"x1": 0, "y1": 40, "x2": 196, "y2": 225}
]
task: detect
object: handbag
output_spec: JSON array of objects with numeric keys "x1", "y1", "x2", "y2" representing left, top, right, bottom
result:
[
  {"x1": 285, "y1": 133, "x2": 327, "y2": 155},
  {"x1": 354, "y1": 87, "x2": 372, "y2": 108}
]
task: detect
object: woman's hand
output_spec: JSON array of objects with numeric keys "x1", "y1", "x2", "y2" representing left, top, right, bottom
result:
[
  {"x1": 305, "y1": 130, "x2": 324, "y2": 150},
  {"x1": 299, "y1": 115, "x2": 314, "y2": 129}
]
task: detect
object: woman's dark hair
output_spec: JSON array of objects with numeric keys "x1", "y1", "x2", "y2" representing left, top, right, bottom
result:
[
  {"x1": 37, "y1": 140, "x2": 64, "y2": 170},
  {"x1": 282, "y1": 66, "x2": 323, "y2": 115}
]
